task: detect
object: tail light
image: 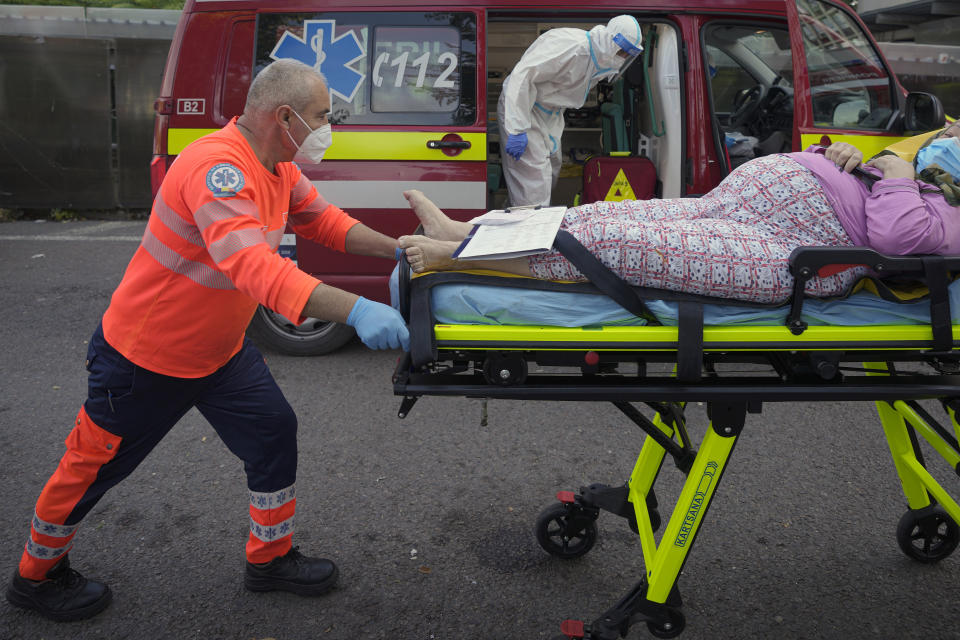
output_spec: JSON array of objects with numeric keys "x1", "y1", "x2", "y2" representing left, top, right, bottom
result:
[{"x1": 150, "y1": 155, "x2": 174, "y2": 198}]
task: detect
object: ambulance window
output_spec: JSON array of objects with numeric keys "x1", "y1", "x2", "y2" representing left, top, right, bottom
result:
[
  {"x1": 704, "y1": 26, "x2": 793, "y2": 115},
  {"x1": 222, "y1": 19, "x2": 255, "y2": 119},
  {"x1": 794, "y1": 0, "x2": 895, "y2": 130},
  {"x1": 703, "y1": 24, "x2": 795, "y2": 159},
  {"x1": 371, "y1": 26, "x2": 461, "y2": 113},
  {"x1": 254, "y1": 12, "x2": 477, "y2": 126}
]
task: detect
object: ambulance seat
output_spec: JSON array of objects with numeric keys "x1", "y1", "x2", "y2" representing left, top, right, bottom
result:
[{"x1": 601, "y1": 101, "x2": 628, "y2": 153}]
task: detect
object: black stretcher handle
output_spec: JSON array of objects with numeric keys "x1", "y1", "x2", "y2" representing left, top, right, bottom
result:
[
  {"x1": 398, "y1": 244, "x2": 412, "y2": 323},
  {"x1": 398, "y1": 225, "x2": 440, "y2": 367},
  {"x1": 787, "y1": 247, "x2": 960, "y2": 351},
  {"x1": 789, "y1": 246, "x2": 960, "y2": 280}
]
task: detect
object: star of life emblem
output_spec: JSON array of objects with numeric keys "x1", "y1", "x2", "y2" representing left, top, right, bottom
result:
[{"x1": 206, "y1": 162, "x2": 245, "y2": 198}]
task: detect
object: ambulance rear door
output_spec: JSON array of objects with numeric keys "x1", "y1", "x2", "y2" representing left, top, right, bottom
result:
[{"x1": 255, "y1": 9, "x2": 485, "y2": 300}]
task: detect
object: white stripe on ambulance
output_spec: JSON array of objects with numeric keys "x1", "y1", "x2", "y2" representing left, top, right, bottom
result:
[{"x1": 310, "y1": 180, "x2": 486, "y2": 210}]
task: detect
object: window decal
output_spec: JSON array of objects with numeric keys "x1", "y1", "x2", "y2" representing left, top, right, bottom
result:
[
  {"x1": 255, "y1": 12, "x2": 477, "y2": 126},
  {"x1": 271, "y1": 20, "x2": 366, "y2": 103},
  {"x1": 371, "y1": 26, "x2": 461, "y2": 113}
]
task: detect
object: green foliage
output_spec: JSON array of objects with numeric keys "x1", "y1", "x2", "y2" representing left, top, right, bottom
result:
[
  {"x1": 2, "y1": 0, "x2": 185, "y2": 8},
  {"x1": 51, "y1": 208, "x2": 85, "y2": 221}
]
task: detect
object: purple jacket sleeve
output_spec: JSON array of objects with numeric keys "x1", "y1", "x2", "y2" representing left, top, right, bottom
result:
[{"x1": 864, "y1": 178, "x2": 954, "y2": 255}]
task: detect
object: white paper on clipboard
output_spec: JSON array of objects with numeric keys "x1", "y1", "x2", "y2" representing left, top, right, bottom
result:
[
  {"x1": 467, "y1": 208, "x2": 542, "y2": 225},
  {"x1": 452, "y1": 206, "x2": 566, "y2": 260}
]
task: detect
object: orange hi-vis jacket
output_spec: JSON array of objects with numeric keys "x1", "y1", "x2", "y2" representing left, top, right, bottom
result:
[{"x1": 102, "y1": 118, "x2": 359, "y2": 378}]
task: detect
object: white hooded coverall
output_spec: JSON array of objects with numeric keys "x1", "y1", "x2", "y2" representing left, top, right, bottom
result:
[{"x1": 497, "y1": 15, "x2": 643, "y2": 207}]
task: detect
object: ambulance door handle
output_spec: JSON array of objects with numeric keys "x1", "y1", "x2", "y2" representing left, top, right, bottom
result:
[{"x1": 427, "y1": 140, "x2": 471, "y2": 149}]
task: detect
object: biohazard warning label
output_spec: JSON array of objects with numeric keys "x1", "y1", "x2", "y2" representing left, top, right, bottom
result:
[{"x1": 604, "y1": 168, "x2": 636, "y2": 201}]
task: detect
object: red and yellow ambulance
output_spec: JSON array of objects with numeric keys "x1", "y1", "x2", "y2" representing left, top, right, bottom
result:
[{"x1": 152, "y1": 0, "x2": 945, "y2": 354}]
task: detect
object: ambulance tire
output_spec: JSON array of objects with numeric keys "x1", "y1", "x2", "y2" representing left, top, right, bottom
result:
[{"x1": 246, "y1": 305, "x2": 355, "y2": 356}]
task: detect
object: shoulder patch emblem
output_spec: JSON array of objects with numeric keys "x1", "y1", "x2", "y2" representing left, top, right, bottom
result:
[{"x1": 206, "y1": 162, "x2": 245, "y2": 198}]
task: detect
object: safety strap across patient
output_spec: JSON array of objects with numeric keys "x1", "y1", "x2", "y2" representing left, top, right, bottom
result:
[
  {"x1": 552, "y1": 230, "x2": 655, "y2": 320},
  {"x1": 553, "y1": 230, "x2": 704, "y2": 380}
]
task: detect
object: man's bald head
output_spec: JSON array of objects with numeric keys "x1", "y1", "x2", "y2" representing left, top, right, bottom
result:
[{"x1": 245, "y1": 59, "x2": 328, "y2": 115}]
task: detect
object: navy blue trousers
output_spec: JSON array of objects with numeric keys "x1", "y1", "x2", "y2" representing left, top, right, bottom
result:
[{"x1": 68, "y1": 323, "x2": 298, "y2": 525}]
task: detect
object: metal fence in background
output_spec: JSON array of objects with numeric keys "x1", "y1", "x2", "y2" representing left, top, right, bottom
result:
[{"x1": 0, "y1": 5, "x2": 179, "y2": 210}]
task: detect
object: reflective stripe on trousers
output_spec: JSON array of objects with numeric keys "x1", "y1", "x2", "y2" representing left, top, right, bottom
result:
[{"x1": 18, "y1": 323, "x2": 299, "y2": 579}]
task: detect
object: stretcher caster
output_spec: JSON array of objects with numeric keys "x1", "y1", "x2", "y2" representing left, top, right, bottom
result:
[
  {"x1": 646, "y1": 608, "x2": 685, "y2": 638},
  {"x1": 482, "y1": 351, "x2": 527, "y2": 386},
  {"x1": 896, "y1": 505, "x2": 960, "y2": 563},
  {"x1": 555, "y1": 580, "x2": 685, "y2": 640},
  {"x1": 535, "y1": 502, "x2": 598, "y2": 559}
]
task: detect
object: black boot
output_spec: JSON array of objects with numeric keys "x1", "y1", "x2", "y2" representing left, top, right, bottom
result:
[
  {"x1": 6, "y1": 556, "x2": 112, "y2": 622},
  {"x1": 244, "y1": 546, "x2": 338, "y2": 596}
]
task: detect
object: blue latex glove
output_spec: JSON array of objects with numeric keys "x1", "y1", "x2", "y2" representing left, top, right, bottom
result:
[
  {"x1": 346, "y1": 296, "x2": 410, "y2": 351},
  {"x1": 505, "y1": 132, "x2": 528, "y2": 160}
]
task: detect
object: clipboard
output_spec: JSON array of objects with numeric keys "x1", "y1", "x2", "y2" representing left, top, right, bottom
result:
[{"x1": 451, "y1": 205, "x2": 566, "y2": 260}]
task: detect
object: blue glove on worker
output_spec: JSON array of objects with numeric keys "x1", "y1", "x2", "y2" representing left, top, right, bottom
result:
[
  {"x1": 505, "y1": 132, "x2": 528, "y2": 160},
  {"x1": 346, "y1": 296, "x2": 410, "y2": 351}
]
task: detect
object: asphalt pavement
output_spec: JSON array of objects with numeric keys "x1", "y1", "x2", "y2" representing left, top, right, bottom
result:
[{"x1": 1, "y1": 219, "x2": 958, "y2": 640}]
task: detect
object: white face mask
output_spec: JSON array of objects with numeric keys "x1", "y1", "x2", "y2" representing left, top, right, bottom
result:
[{"x1": 287, "y1": 109, "x2": 332, "y2": 164}]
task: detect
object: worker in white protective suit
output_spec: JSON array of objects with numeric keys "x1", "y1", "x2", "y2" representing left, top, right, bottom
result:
[{"x1": 497, "y1": 15, "x2": 644, "y2": 207}]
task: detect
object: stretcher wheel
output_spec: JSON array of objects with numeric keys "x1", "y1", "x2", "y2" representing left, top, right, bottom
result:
[
  {"x1": 896, "y1": 506, "x2": 960, "y2": 563},
  {"x1": 482, "y1": 352, "x2": 528, "y2": 386},
  {"x1": 646, "y1": 608, "x2": 685, "y2": 638},
  {"x1": 535, "y1": 503, "x2": 598, "y2": 559}
]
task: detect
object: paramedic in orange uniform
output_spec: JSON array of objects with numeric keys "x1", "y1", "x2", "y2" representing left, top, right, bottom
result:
[{"x1": 6, "y1": 59, "x2": 408, "y2": 621}]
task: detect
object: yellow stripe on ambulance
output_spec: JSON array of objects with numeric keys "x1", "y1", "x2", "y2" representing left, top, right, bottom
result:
[
  {"x1": 800, "y1": 133, "x2": 910, "y2": 160},
  {"x1": 168, "y1": 128, "x2": 486, "y2": 161}
]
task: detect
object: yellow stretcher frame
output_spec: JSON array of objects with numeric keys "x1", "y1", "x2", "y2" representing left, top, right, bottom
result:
[
  {"x1": 432, "y1": 323, "x2": 960, "y2": 351},
  {"x1": 392, "y1": 250, "x2": 960, "y2": 640}
]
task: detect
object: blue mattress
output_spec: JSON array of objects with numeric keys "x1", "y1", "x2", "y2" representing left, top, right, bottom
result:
[{"x1": 389, "y1": 265, "x2": 960, "y2": 327}]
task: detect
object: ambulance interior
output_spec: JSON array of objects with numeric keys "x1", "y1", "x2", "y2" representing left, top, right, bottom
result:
[
  {"x1": 484, "y1": 17, "x2": 796, "y2": 208},
  {"x1": 485, "y1": 17, "x2": 684, "y2": 207},
  {"x1": 704, "y1": 23, "x2": 795, "y2": 172}
]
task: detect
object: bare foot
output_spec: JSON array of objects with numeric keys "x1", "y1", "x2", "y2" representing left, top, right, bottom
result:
[
  {"x1": 399, "y1": 234, "x2": 537, "y2": 278},
  {"x1": 398, "y1": 235, "x2": 462, "y2": 273},
  {"x1": 403, "y1": 190, "x2": 472, "y2": 241}
]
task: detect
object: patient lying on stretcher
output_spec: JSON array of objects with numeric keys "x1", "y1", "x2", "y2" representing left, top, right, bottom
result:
[{"x1": 400, "y1": 134, "x2": 960, "y2": 305}]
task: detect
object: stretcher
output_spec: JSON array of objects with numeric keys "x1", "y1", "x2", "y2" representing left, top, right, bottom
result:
[{"x1": 391, "y1": 242, "x2": 960, "y2": 640}]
